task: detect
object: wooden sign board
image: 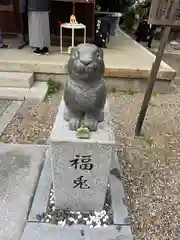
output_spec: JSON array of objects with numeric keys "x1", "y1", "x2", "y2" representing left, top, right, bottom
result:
[{"x1": 148, "y1": 0, "x2": 180, "y2": 26}]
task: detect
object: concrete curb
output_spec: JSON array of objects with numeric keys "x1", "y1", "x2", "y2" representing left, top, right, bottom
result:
[{"x1": 0, "y1": 101, "x2": 22, "y2": 136}]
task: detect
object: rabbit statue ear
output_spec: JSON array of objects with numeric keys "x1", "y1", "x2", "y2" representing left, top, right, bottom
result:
[
  {"x1": 71, "y1": 46, "x2": 78, "y2": 55},
  {"x1": 98, "y1": 47, "x2": 104, "y2": 59}
]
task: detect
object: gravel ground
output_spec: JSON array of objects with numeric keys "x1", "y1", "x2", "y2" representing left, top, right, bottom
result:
[
  {"x1": 108, "y1": 84, "x2": 180, "y2": 239},
  {"x1": 0, "y1": 92, "x2": 62, "y2": 144}
]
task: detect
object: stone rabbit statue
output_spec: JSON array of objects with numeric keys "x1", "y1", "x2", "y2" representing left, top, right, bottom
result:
[{"x1": 64, "y1": 43, "x2": 107, "y2": 131}]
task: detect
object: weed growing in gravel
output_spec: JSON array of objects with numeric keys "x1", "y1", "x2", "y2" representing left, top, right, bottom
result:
[
  {"x1": 152, "y1": 92, "x2": 159, "y2": 97},
  {"x1": 109, "y1": 87, "x2": 117, "y2": 94},
  {"x1": 145, "y1": 136, "x2": 155, "y2": 147},
  {"x1": 127, "y1": 88, "x2": 137, "y2": 95},
  {"x1": 47, "y1": 78, "x2": 61, "y2": 95}
]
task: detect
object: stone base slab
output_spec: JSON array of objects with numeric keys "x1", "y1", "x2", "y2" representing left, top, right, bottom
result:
[{"x1": 20, "y1": 223, "x2": 133, "y2": 240}]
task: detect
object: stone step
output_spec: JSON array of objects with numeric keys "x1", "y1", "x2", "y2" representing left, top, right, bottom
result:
[
  {"x1": 25, "y1": 82, "x2": 48, "y2": 103},
  {"x1": 0, "y1": 87, "x2": 29, "y2": 100},
  {"x1": 0, "y1": 82, "x2": 48, "y2": 102},
  {"x1": 0, "y1": 71, "x2": 34, "y2": 88}
]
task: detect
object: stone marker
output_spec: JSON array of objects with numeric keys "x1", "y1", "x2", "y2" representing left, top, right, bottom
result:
[
  {"x1": 0, "y1": 144, "x2": 48, "y2": 240},
  {"x1": 50, "y1": 100, "x2": 115, "y2": 211},
  {"x1": 50, "y1": 43, "x2": 115, "y2": 212}
]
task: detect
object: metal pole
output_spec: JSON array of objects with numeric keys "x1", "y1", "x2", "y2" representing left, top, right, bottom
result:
[
  {"x1": 135, "y1": 26, "x2": 171, "y2": 136},
  {"x1": 60, "y1": 25, "x2": 62, "y2": 53},
  {"x1": 84, "y1": 26, "x2": 86, "y2": 43},
  {"x1": 73, "y1": 1, "x2": 75, "y2": 15},
  {"x1": 72, "y1": 27, "x2": 74, "y2": 48}
]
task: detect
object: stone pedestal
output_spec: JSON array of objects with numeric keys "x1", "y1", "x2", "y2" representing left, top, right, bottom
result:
[{"x1": 49, "y1": 99, "x2": 115, "y2": 212}]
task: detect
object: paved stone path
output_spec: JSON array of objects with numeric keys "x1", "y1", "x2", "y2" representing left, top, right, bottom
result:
[{"x1": 0, "y1": 144, "x2": 48, "y2": 240}]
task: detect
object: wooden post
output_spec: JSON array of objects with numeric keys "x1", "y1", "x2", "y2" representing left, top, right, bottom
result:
[{"x1": 135, "y1": 26, "x2": 171, "y2": 136}]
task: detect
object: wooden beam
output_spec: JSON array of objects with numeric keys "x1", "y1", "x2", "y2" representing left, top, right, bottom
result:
[{"x1": 0, "y1": 4, "x2": 13, "y2": 11}]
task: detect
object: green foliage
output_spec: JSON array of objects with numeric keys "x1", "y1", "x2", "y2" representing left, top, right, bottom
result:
[
  {"x1": 123, "y1": 8, "x2": 136, "y2": 30},
  {"x1": 145, "y1": 136, "x2": 154, "y2": 147},
  {"x1": 152, "y1": 92, "x2": 159, "y2": 97},
  {"x1": 47, "y1": 78, "x2": 61, "y2": 95},
  {"x1": 127, "y1": 88, "x2": 137, "y2": 95},
  {"x1": 109, "y1": 87, "x2": 117, "y2": 94}
]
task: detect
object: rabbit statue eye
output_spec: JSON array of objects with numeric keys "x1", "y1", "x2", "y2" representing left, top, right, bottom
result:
[{"x1": 96, "y1": 51, "x2": 103, "y2": 61}]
